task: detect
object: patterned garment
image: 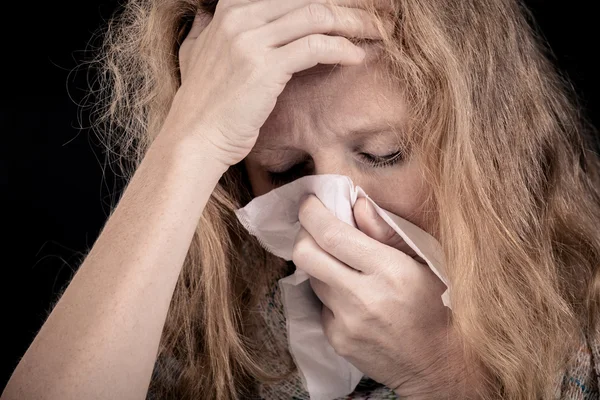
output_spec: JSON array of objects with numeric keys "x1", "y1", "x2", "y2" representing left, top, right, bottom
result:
[
  {"x1": 148, "y1": 260, "x2": 599, "y2": 399},
  {"x1": 559, "y1": 332, "x2": 600, "y2": 400},
  {"x1": 251, "y1": 261, "x2": 399, "y2": 400},
  {"x1": 252, "y1": 261, "x2": 600, "y2": 399}
]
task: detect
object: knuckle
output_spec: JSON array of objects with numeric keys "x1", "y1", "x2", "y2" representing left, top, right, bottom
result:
[
  {"x1": 371, "y1": 251, "x2": 396, "y2": 275},
  {"x1": 305, "y1": 3, "x2": 334, "y2": 26},
  {"x1": 306, "y1": 35, "x2": 328, "y2": 55},
  {"x1": 334, "y1": 36, "x2": 351, "y2": 51},
  {"x1": 329, "y1": 331, "x2": 352, "y2": 357},
  {"x1": 361, "y1": 292, "x2": 384, "y2": 317},
  {"x1": 341, "y1": 314, "x2": 363, "y2": 340},
  {"x1": 321, "y1": 227, "x2": 344, "y2": 251},
  {"x1": 351, "y1": 242, "x2": 371, "y2": 263},
  {"x1": 382, "y1": 226, "x2": 399, "y2": 244},
  {"x1": 229, "y1": 32, "x2": 253, "y2": 58},
  {"x1": 307, "y1": 38, "x2": 318, "y2": 56},
  {"x1": 219, "y1": 6, "x2": 244, "y2": 36}
]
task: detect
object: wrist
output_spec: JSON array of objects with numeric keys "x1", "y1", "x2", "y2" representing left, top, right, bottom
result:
[
  {"x1": 153, "y1": 123, "x2": 231, "y2": 177},
  {"x1": 392, "y1": 335, "x2": 487, "y2": 399}
]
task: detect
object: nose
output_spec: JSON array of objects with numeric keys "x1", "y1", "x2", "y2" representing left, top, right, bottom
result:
[
  {"x1": 312, "y1": 153, "x2": 354, "y2": 179},
  {"x1": 311, "y1": 152, "x2": 374, "y2": 193}
]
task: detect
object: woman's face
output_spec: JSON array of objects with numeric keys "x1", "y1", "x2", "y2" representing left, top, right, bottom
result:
[{"x1": 244, "y1": 61, "x2": 434, "y2": 233}]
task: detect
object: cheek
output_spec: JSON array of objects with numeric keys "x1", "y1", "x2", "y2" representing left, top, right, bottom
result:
[
  {"x1": 244, "y1": 158, "x2": 438, "y2": 237},
  {"x1": 360, "y1": 162, "x2": 436, "y2": 236}
]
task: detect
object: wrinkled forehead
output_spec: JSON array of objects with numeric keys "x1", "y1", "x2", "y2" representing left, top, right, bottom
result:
[{"x1": 260, "y1": 59, "x2": 405, "y2": 136}]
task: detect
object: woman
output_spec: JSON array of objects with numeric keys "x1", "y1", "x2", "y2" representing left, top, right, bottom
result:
[{"x1": 3, "y1": 0, "x2": 599, "y2": 398}]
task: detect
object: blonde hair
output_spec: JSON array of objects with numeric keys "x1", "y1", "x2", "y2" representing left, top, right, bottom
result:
[{"x1": 87, "y1": 0, "x2": 600, "y2": 398}]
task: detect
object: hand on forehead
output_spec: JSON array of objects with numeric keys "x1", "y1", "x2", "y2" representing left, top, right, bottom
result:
[{"x1": 189, "y1": 0, "x2": 396, "y2": 36}]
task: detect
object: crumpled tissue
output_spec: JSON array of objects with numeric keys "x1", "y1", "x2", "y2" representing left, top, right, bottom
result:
[{"x1": 235, "y1": 174, "x2": 450, "y2": 400}]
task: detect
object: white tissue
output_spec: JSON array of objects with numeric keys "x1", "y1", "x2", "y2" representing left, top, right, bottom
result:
[{"x1": 235, "y1": 174, "x2": 450, "y2": 400}]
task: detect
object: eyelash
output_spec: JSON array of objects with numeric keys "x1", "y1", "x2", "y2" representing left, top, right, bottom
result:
[
  {"x1": 358, "y1": 151, "x2": 404, "y2": 168},
  {"x1": 267, "y1": 151, "x2": 403, "y2": 185}
]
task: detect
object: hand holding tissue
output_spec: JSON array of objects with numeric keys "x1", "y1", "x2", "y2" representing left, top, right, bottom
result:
[{"x1": 235, "y1": 175, "x2": 452, "y2": 399}]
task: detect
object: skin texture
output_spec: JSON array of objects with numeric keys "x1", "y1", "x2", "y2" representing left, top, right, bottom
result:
[
  {"x1": 244, "y1": 63, "x2": 477, "y2": 397},
  {"x1": 244, "y1": 59, "x2": 433, "y2": 268},
  {"x1": 0, "y1": 2, "x2": 379, "y2": 399},
  {"x1": 172, "y1": 0, "x2": 380, "y2": 168},
  {"x1": 245, "y1": 60, "x2": 432, "y2": 230},
  {"x1": 2, "y1": 2, "x2": 476, "y2": 399}
]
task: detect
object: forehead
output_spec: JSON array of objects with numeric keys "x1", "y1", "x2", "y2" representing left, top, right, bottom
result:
[{"x1": 258, "y1": 61, "x2": 405, "y2": 143}]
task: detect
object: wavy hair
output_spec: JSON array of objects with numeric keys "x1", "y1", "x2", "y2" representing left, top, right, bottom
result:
[{"x1": 86, "y1": 0, "x2": 600, "y2": 398}]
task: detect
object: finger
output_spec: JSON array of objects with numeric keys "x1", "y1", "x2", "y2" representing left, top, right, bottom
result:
[
  {"x1": 293, "y1": 227, "x2": 360, "y2": 286},
  {"x1": 298, "y1": 195, "x2": 406, "y2": 274},
  {"x1": 353, "y1": 198, "x2": 424, "y2": 262},
  {"x1": 256, "y1": 5, "x2": 382, "y2": 48},
  {"x1": 254, "y1": 0, "x2": 396, "y2": 23},
  {"x1": 309, "y1": 276, "x2": 337, "y2": 311},
  {"x1": 270, "y1": 34, "x2": 366, "y2": 77},
  {"x1": 204, "y1": 0, "x2": 344, "y2": 36},
  {"x1": 196, "y1": 0, "x2": 394, "y2": 41}
]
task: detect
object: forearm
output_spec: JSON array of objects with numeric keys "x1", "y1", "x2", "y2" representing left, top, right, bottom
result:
[{"x1": 2, "y1": 130, "x2": 227, "y2": 400}]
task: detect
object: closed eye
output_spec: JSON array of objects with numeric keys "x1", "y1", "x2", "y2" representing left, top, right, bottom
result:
[
  {"x1": 266, "y1": 150, "x2": 404, "y2": 186},
  {"x1": 267, "y1": 160, "x2": 313, "y2": 186},
  {"x1": 358, "y1": 150, "x2": 403, "y2": 167}
]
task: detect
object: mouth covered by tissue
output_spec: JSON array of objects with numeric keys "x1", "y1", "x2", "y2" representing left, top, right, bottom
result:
[{"x1": 235, "y1": 174, "x2": 450, "y2": 400}]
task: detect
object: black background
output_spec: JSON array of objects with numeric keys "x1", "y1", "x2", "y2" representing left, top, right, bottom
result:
[{"x1": 1, "y1": 0, "x2": 598, "y2": 392}]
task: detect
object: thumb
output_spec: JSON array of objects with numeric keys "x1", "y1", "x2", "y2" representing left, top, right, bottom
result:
[{"x1": 353, "y1": 198, "x2": 422, "y2": 262}]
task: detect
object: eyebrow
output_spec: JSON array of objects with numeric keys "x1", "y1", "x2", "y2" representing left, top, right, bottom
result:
[
  {"x1": 247, "y1": 146, "x2": 304, "y2": 169},
  {"x1": 251, "y1": 122, "x2": 405, "y2": 156},
  {"x1": 340, "y1": 120, "x2": 406, "y2": 150},
  {"x1": 346, "y1": 122, "x2": 403, "y2": 138}
]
